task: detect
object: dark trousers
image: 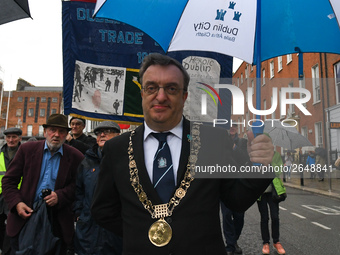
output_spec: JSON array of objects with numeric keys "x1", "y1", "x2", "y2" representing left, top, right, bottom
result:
[
  {"x1": 257, "y1": 192, "x2": 280, "y2": 244},
  {"x1": 221, "y1": 203, "x2": 245, "y2": 252},
  {"x1": 0, "y1": 213, "x2": 10, "y2": 254}
]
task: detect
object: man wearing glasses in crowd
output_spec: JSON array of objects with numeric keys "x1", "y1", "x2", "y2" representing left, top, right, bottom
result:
[{"x1": 74, "y1": 121, "x2": 122, "y2": 255}]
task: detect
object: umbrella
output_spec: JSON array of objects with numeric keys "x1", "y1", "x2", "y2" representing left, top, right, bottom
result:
[
  {"x1": 315, "y1": 147, "x2": 327, "y2": 157},
  {"x1": 94, "y1": 0, "x2": 340, "y2": 137},
  {"x1": 263, "y1": 120, "x2": 312, "y2": 150},
  {"x1": 0, "y1": 0, "x2": 32, "y2": 25},
  {"x1": 94, "y1": 0, "x2": 340, "y2": 65}
]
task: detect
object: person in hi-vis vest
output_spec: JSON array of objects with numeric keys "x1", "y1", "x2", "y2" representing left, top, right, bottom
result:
[{"x1": 0, "y1": 127, "x2": 22, "y2": 255}]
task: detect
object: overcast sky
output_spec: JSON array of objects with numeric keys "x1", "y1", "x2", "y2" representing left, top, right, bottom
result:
[{"x1": 0, "y1": 0, "x2": 242, "y2": 91}]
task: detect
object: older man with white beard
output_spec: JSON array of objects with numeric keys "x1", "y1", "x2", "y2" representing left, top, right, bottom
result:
[{"x1": 2, "y1": 114, "x2": 84, "y2": 255}]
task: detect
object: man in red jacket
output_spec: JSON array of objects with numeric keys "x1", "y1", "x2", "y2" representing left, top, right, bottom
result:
[{"x1": 2, "y1": 114, "x2": 84, "y2": 254}]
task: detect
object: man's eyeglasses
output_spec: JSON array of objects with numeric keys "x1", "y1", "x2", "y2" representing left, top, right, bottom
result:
[
  {"x1": 94, "y1": 129, "x2": 116, "y2": 136},
  {"x1": 142, "y1": 85, "x2": 185, "y2": 95}
]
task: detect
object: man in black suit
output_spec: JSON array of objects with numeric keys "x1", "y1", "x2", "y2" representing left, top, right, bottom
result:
[{"x1": 91, "y1": 53, "x2": 274, "y2": 255}]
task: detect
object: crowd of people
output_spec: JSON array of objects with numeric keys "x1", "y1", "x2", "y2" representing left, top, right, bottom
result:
[{"x1": 0, "y1": 53, "x2": 295, "y2": 255}]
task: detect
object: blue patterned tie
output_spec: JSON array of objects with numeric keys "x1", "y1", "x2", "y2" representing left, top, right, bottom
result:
[{"x1": 152, "y1": 132, "x2": 175, "y2": 203}]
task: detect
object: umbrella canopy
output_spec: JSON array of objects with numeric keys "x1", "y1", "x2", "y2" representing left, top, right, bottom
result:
[
  {"x1": 315, "y1": 147, "x2": 327, "y2": 157},
  {"x1": 94, "y1": 0, "x2": 340, "y2": 64},
  {"x1": 263, "y1": 120, "x2": 312, "y2": 150},
  {"x1": 0, "y1": 0, "x2": 31, "y2": 25}
]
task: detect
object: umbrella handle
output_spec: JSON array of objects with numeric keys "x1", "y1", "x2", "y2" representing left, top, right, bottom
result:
[{"x1": 252, "y1": 121, "x2": 264, "y2": 166}]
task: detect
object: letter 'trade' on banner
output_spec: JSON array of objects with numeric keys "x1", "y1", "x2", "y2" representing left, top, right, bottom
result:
[{"x1": 63, "y1": 0, "x2": 233, "y2": 124}]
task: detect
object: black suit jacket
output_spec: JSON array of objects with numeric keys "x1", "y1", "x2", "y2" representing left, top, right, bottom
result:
[{"x1": 91, "y1": 119, "x2": 272, "y2": 255}]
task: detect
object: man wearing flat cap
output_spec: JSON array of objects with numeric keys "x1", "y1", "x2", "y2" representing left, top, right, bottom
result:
[
  {"x1": 74, "y1": 121, "x2": 122, "y2": 254},
  {"x1": 0, "y1": 127, "x2": 22, "y2": 255},
  {"x1": 66, "y1": 117, "x2": 97, "y2": 154},
  {"x1": 2, "y1": 114, "x2": 84, "y2": 254}
]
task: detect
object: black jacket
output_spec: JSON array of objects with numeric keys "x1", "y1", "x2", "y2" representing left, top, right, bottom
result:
[
  {"x1": 67, "y1": 133, "x2": 96, "y2": 154},
  {"x1": 91, "y1": 119, "x2": 272, "y2": 255},
  {"x1": 74, "y1": 145, "x2": 122, "y2": 254}
]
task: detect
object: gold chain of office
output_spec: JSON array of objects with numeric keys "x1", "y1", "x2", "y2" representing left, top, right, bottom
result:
[
  {"x1": 128, "y1": 122, "x2": 202, "y2": 219},
  {"x1": 128, "y1": 123, "x2": 202, "y2": 246}
]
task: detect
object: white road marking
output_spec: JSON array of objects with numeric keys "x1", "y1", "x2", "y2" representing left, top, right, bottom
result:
[
  {"x1": 302, "y1": 205, "x2": 340, "y2": 215},
  {"x1": 311, "y1": 222, "x2": 331, "y2": 230},
  {"x1": 291, "y1": 212, "x2": 306, "y2": 219},
  {"x1": 279, "y1": 206, "x2": 287, "y2": 211}
]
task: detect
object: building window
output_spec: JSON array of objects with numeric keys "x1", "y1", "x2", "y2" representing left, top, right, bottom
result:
[
  {"x1": 251, "y1": 80, "x2": 254, "y2": 95},
  {"x1": 1, "y1": 113, "x2": 6, "y2": 119},
  {"x1": 16, "y1": 109, "x2": 21, "y2": 117},
  {"x1": 52, "y1": 97, "x2": 58, "y2": 103},
  {"x1": 29, "y1": 97, "x2": 35, "y2": 102},
  {"x1": 312, "y1": 65, "x2": 320, "y2": 103},
  {"x1": 288, "y1": 83, "x2": 295, "y2": 115},
  {"x1": 263, "y1": 99, "x2": 267, "y2": 120},
  {"x1": 40, "y1": 109, "x2": 45, "y2": 117},
  {"x1": 2, "y1": 102, "x2": 7, "y2": 107},
  {"x1": 27, "y1": 125, "x2": 33, "y2": 136},
  {"x1": 17, "y1": 97, "x2": 23, "y2": 102},
  {"x1": 299, "y1": 78, "x2": 307, "y2": 108},
  {"x1": 28, "y1": 108, "x2": 34, "y2": 117},
  {"x1": 245, "y1": 66, "x2": 248, "y2": 79},
  {"x1": 335, "y1": 62, "x2": 340, "y2": 104},
  {"x1": 315, "y1": 122, "x2": 323, "y2": 147},
  {"x1": 51, "y1": 109, "x2": 57, "y2": 114},
  {"x1": 271, "y1": 96, "x2": 275, "y2": 119},
  {"x1": 241, "y1": 73, "x2": 243, "y2": 84},
  {"x1": 262, "y1": 69, "x2": 266, "y2": 86},
  {"x1": 237, "y1": 78, "x2": 240, "y2": 87},
  {"x1": 287, "y1": 54, "x2": 292, "y2": 64},
  {"x1": 41, "y1": 97, "x2": 46, "y2": 103},
  {"x1": 270, "y1": 61, "x2": 274, "y2": 78},
  {"x1": 241, "y1": 117, "x2": 244, "y2": 133},
  {"x1": 279, "y1": 90, "x2": 284, "y2": 119},
  {"x1": 39, "y1": 125, "x2": 44, "y2": 136},
  {"x1": 278, "y1": 56, "x2": 283, "y2": 72},
  {"x1": 301, "y1": 126, "x2": 308, "y2": 139}
]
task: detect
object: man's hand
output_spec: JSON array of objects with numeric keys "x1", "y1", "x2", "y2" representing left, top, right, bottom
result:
[
  {"x1": 16, "y1": 202, "x2": 33, "y2": 220},
  {"x1": 247, "y1": 130, "x2": 274, "y2": 165},
  {"x1": 44, "y1": 191, "x2": 59, "y2": 207}
]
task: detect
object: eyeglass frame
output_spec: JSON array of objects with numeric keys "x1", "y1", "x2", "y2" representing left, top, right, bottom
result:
[
  {"x1": 141, "y1": 84, "x2": 187, "y2": 95},
  {"x1": 94, "y1": 129, "x2": 118, "y2": 136}
]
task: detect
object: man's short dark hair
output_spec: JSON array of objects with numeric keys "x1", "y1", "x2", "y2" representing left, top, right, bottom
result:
[{"x1": 139, "y1": 53, "x2": 190, "y2": 92}]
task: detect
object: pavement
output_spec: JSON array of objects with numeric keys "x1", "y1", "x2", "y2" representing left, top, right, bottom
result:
[{"x1": 283, "y1": 168, "x2": 340, "y2": 200}]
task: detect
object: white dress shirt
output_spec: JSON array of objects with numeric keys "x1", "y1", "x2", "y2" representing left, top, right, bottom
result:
[{"x1": 143, "y1": 118, "x2": 183, "y2": 185}]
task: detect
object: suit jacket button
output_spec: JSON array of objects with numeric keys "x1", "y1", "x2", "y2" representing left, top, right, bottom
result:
[{"x1": 166, "y1": 217, "x2": 172, "y2": 224}]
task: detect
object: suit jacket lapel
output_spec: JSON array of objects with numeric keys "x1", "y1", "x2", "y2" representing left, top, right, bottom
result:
[
  {"x1": 132, "y1": 125, "x2": 162, "y2": 204},
  {"x1": 176, "y1": 118, "x2": 190, "y2": 185}
]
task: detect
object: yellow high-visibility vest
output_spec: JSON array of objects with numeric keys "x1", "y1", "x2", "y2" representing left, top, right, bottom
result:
[
  {"x1": 0, "y1": 152, "x2": 6, "y2": 194},
  {"x1": 0, "y1": 151, "x2": 22, "y2": 193}
]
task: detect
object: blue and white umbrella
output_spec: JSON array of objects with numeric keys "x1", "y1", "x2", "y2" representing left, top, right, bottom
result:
[
  {"x1": 94, "y1": 0, "x2": 340, "y2": 128},
  {"x1": 94, "y1": 0, "x2": 340, "y2": 65}
]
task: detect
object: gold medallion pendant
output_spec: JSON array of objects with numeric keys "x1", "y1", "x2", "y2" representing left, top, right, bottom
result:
[{"x1": 148, "y1": 218, "x2": 172, "y2": 247}]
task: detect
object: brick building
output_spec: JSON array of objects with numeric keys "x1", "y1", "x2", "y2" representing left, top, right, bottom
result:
[
  {"x1": 232, "y1": 53, "x2": 340, "y2": 161},
  {"x1": 0, "y1": 78, "x2": 63, "y2": 139}
]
